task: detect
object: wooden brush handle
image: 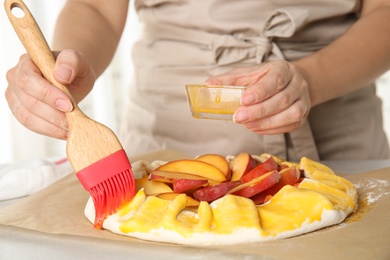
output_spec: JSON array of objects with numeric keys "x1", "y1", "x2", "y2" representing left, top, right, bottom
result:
[{"x1": 4, "y1": 0, "x2": 79, "y2": 112}]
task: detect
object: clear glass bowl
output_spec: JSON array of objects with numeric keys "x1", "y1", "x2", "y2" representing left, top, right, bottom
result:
[{"x1": 185, "y1": 84, "x2": 246, "y2": 120}]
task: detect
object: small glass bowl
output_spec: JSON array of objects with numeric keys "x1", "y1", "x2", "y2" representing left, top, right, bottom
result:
[{"x1": 185, "y1": 84, "x2": 246, "y2": 120}]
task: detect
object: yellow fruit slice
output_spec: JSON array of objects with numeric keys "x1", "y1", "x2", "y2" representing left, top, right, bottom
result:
[
  {"x1": 136, "y1": 176, "x2": 173, "y2": 195},
  {"x1": 195, "y1": 154, "x2": 230, "y2": 178},
  {"x1": 155, "y1": 159, "x2": 227, "y2": 182}
]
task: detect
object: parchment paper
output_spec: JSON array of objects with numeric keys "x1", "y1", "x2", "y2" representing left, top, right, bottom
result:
[{"x1": 1, "y1": 149, "x2": 389, "y2": 260}]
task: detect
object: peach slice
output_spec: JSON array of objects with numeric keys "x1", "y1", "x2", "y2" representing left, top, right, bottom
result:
[
  {"x1": 156, "y1": 192, "x2": 200, "y2": 207},
  {"x1": 149, "y1": 170, "x2": 210, "y2": 183},
  {"x1": 278, "y1": 166, "x2": 301, "y2": 185},
  {"x1": 154, "y1": 159, "x2": 226, "y2": 182},
  {"x1": 173, "y1": 179, "x2": 208, "y2": 194},
  {"x1": 193, "y1": 181, "x2": 242, "y2": 202},
  {"x1": 229, "y1": 170, "x2": 280, "y2": 198},
  {"x1": 251, "y1": 166, "x2": 301, "y2": 204},
  {"x1": 240, "y1": 156, "x2": 278, "y2": 183},
  {"x1": 136, "y1": 176, "x2": 173, "y2": 195},
  {"x1": 229, "y1": 152, "x2": 258, "y2": 181},
  {"x1": 195, "y1": 154, "x2": 231, "y2": 180}
]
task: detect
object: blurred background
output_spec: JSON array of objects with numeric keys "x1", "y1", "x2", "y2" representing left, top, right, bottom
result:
[
  {"x1": 0, "y1": 1, "x2": 389, "y2": 164},
  {"x1": 0, "y1": 0, "x2": 139, "y2": 163}
]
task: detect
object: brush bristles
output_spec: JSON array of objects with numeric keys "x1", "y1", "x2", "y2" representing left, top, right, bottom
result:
[
  {"x1": 90, "y1": 169, "x2": 135, "y2": 229},
  {"x1": 75, "y1": 149, "x2": 136, "y2": 229}
]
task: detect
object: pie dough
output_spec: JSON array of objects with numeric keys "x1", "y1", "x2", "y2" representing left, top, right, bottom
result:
[{"x1": 84, "y1": 155, "x2": 358, "y2": 245}]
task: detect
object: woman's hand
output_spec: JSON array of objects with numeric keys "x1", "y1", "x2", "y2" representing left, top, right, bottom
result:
[
  {"x1": 205, "y1": 61, "x2": 312, "y2": 135},
  {"x1": 5, "y1": 49, "x2": 96, "y2": 139}
]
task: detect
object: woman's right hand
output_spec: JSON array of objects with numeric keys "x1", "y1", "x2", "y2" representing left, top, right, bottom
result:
[{"x1": 5, "y1": 49, "x2": 96, "y2": 139}]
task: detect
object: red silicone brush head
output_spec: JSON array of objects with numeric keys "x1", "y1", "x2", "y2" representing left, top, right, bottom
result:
[{"x1": 76, "y1": 149, "x2": 136, "y2": 229}]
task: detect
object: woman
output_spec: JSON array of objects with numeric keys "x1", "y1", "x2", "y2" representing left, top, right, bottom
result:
[{"x1": 5, "y1": 0, "x2": 390, "y2": 160}]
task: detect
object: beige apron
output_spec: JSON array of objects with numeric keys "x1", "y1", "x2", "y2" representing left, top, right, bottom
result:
[{"x1": 119, "y1": 0, "x2": 389, "y2": 160}]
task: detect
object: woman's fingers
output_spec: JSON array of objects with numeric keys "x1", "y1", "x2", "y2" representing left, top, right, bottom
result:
[
  {"x1": 5, "y1": 49, "x2": 96, "y2": 139},
  {"x1": 9, "y1": 58, "x2": 72, "y2": 112},
  {"x1": 242, "y1": 100, "x2": 309, "y2": 134},
  {"x1": 224, "y1": 61, "x2": 312, "y2": 134},
  {"x1": 54, "y1": 50, "x2": 96, "y2": 103},
  {"x1": 5, "y1": 87, "x2": 68, "y2": 139},
  {"x1": 234, "y1": 69, "x2": 309, "y2": 121}
]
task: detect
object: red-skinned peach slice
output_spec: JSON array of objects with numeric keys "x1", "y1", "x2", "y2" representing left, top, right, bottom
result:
[
  {"x1": 277, "y1": 164, "x2": 289, "y2": 171},
  {"x1": 240, "y1": 156, "x2": 278, "y2": 183},
  {"x1": 279, "y1": 166, "x2": 301, "y2": 184},
  {"x1": 156, "y1": 192, "x2": 200, "y2": 207},
  {"x1": 155, "y1": 159, "x2": 226, "y2": 182},
  {"x1": 193, "y1": 181, "x2": 242, "y2": 202},
  {"x1": 173, "y1": 179, "x2": 208, "y2": 194},
  {"x1": 195, "y1": 154, "x2": 231, "y2": 180},
  {"x1": 229, "y1": 152, "x2": 258, "y2": 181},
  {"x1": 251, "y1": 166, "x2": 301, "y2": 204},
  {"x1": 229, "y1": 170, "x2": 280, "y2": 198}
]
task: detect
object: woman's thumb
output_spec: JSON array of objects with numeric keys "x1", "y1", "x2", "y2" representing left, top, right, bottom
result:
[{"x1": 53, "y1": 50, "x2": 77, "y2": 84}]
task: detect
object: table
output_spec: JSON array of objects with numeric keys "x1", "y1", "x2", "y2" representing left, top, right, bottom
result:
[{"x1": 1, "y1": 152, "x2": 390, "y2": 260}]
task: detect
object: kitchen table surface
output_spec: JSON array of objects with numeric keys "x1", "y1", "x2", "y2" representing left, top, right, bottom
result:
[{"x1": 1, "y1": 151, "x2": 390, "y2": 260}]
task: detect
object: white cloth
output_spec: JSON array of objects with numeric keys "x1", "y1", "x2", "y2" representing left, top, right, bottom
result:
[{"x1": 0, "y1": 158, "x2": 73, "y2": 201}]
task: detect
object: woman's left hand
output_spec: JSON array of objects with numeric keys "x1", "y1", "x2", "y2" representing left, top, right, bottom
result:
[{"x1": 205, "y1": 61, "x2": 312, "y2": 135}]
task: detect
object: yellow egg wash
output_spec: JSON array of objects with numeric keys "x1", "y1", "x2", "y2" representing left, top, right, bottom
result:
[
  {"x1": 121, "y1": 195, "x2": 173, "y2": 233},
  {"x1": 211, "y1": 195, "x2": 264, "y2": 234},
  {"x1": 193, "y1": 202, "x2": 212, "y2": 232},
  {"x1": 300, "y1": 157, "x2": 335, "y2": 175},
  {"x1": 309, "y1": 170, "x2": 356, "y2": 195},
  {"x1": 192, "y1": 106, "x2": 239, "y2": 118},
  {"x1": 257, "y1": 185, "x2": 334, "y2": 236},
  {"x1": 187, "y1": 85, "x2": 244, "y2": 119},
  {"x1": 215, "y1": 89, "x2": 221, "y2": 103},
  {"x1": 117, "y1": 178, "x2": 355, "y2": 238},
  {"x1": 118, "y1": 189, "x2": 146, "y2": 217},
  {"x1": 160, "y1": 194, "x2": 196, "y2": 235},
  {"x1": 299, "y1": 179, "x2": 356, "y2": 211}
]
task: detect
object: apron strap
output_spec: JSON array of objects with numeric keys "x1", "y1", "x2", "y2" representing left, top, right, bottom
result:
[
  {"x1": 288, "y1": 119, "x2": 320, "y2": 161},
  {"x1": 141, "y1": 22, "x2": 284, "y2": 65}
]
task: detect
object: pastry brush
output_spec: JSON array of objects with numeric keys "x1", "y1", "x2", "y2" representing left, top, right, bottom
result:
[{"x1": 4, "y1": 0, "x2": 136, "y2": 229}]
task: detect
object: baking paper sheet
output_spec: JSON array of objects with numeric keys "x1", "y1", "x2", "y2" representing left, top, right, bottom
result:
[{"x1": 1, "y1": 149, "x2": 389, "y2": 260}]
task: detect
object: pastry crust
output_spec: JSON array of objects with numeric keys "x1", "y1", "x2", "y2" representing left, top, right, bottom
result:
[{"x1": 84, "y1": 155, "x2": 358, "y2": 245}]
